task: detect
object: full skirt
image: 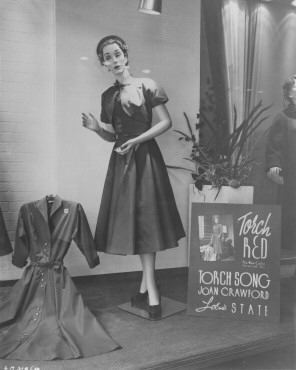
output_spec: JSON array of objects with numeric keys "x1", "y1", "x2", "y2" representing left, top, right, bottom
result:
[
  {"x1": 0, "y1": 266, "x2": 119, "y2": 360},
  {"x1": 94, "y1": 139, "x2": 186, "y2": 255}
]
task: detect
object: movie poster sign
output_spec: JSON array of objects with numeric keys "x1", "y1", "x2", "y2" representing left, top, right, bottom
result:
[{"x1": 187, "y1": 203, "x2": 281, "y2": 322}]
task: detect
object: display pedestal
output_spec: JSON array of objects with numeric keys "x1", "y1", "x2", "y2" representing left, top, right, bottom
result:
[{"x1": 118, "y1": 297, "x2": 186, "y2": 321}]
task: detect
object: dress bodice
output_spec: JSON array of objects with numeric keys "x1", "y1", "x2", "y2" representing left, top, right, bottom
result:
[
  {"x1": 112, "y1": 98, "x2": 151, "y2": 147},
  {"x1": 213, "y1": 224, "x2": 222, "y2": 236},
  {"x1": 12, "y1": 196, "x2": 99, "y2": 269},
  {"x1": 100, "y1": 77, "x2": 169, "y2": 128}
]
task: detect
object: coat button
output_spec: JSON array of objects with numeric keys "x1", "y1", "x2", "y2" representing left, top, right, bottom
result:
[
  {"x1": 36, "y1": 307, "x2": 40, "y2": 310},
  {"x1": 40, "y1": 285, "x2": 44, "y2": 288},
  {"x1": 33, "y1": 318, "x2": 37, "y2": 322}
]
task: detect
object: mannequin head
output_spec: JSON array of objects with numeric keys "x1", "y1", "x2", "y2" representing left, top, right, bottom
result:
[
  {"x1": 213, "y1": 215, "x2": 220, "y2": 224},
  {"x1": 96, "y1": 35, "x2": 128, "y2": 66},
  {"x1": 283, "y1": 75, "x2": 296, "y2": 106}
]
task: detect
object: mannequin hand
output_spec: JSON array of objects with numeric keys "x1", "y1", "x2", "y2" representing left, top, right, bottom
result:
[
  {"x1": 82, "y1": 113, "x2": 101, "y2": 132},
  {"x1": 267, "y1": 167, "x2": 284, "y2": 185},
  {"x1": 115, "y1": 139, "x2": 137, "y2": 155},
  {"x1": 268, "y1": 167, "x2": 281, "y2": 175}
]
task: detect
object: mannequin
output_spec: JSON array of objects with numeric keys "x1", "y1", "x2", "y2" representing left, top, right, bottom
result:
[
  {"x1": 266, "y1": 75, "x2": 296, "y2": 252},
  {"x1": 82, "y1": 35, "x2": 185, "y2": 319}
]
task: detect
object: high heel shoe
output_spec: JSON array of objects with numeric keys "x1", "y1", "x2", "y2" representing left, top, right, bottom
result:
[
  {"x1": 131, "y1": 280, "x2": 160, "y2": 307},
  {"x1": 148, "y1": 295, "x2": 162, "y2": 320},
  {"x1": 131, "y1": 291, "x2": 148, "y2": 306},
  {"x1": 148, "y1": 304, "x2": 162, "y2": 320}
]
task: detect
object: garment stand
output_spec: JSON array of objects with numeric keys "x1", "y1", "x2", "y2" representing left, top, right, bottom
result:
[{"x1": 117, "y1": 297, "x2": 186, "y2": 321}]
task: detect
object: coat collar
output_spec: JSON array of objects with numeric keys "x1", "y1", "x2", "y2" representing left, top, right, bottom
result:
[{"x1": 36, "y1": 195, "x2": 62, "y2": 224}]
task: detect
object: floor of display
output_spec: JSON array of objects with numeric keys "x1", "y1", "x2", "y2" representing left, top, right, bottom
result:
[{"x1": 0, "y1": 265, "x2": 295, "y2": 370}]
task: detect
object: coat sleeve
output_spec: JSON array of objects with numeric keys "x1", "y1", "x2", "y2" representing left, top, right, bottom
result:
[
  {"x1": 265, "y1": 114, "x2": 284, "y2": 171},
  {"x1": 12, "y1": 205, "x2": 30, "y2": 268},
  {"x1": 73, "y1": 204, "x2": 100, "y2": 268},
  {"x1": 0, "y1": 207, "x2": 12, "y2": 256}
]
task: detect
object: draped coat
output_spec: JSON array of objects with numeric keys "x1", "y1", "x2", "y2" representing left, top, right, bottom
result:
[{"x1": 0, "y1": 196, "x2": 119, "y2": 360}]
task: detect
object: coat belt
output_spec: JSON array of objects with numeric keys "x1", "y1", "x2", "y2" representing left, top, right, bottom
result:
[
  {"x1": 30, "y1": 261, "x2": 66, "y2": 288},
  {"x1": 30, "y1": 261, "x2": 63, "y2": 268}
]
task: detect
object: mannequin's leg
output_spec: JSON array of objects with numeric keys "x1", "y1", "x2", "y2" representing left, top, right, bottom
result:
[
  {"x1": 139, "y1": 253, "x2": 159, "y2": 306},
  {"x1": 139, "y1": 267, "x2": 147, "y2": 293}
]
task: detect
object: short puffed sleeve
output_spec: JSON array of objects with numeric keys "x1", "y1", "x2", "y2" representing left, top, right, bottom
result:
[
  {"x1": 144, "y1": 78, "x2": 169, "y2": 108},
  {"x1": 100, "y1": 94, "x2": 109, "y2": 123}
]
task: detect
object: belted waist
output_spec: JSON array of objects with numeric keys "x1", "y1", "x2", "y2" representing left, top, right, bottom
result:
[
  {"x1": 116, "y1": 133, "x2": 141, "y2": 138},
  {"x1": 113, "y1": 117, "x2": 150, "y2": 147},
  {"x1": 30, "y1": 261, "x2": 64, "y2": 269},
  {"x1": 115, "y1": 133, "x2": 142, "y2": 147},
  {"x1": 31, "y1": 261, "x2": 66, "y2": 288}
]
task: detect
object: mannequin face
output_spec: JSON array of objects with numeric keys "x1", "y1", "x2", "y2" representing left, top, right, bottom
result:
[
  {"x1": 214, "y1": 217, "x2": 219, "y2": 224},
  {"x1": 102, "y1": 43, "x2": 128, "y2": 75},
  {"x1": 289, "y1": 87, "x2": 296, "y2": 106}
]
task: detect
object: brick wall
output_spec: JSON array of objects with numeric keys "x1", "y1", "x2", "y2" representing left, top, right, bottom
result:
[{"x1": 0, "y1": 0, "x2": 55, "y2": 279}]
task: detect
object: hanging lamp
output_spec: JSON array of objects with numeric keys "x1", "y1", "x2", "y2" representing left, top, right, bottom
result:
[{"x1": 138, "y1": 0, "x2": 162, "y2": 14}]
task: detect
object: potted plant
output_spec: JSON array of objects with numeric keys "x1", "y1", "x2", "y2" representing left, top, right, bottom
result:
[{"x1": 167, "y1": 100, "x2": 272, "y2": 203}]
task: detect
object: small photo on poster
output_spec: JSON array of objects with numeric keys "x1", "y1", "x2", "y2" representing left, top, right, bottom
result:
[{"x1": 198, "y1": 214, "x2": 235, "y2": 262}]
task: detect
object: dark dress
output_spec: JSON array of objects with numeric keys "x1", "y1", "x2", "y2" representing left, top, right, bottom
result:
[
  {"x1": 212, "y1": 224, "x2": 223, "y2": 255},
  {"x1": 266, "y1": 105, "x2": 296, "y2": 251},
  {"x1": 94, "y1": 78, "x2": 185, "y2": 255},
  {"x1": 0, "y1": 196, "x2": 119, "y2": 360},
  {"x1": 0, "y1": 207, "x2": 12, "y2": 256}
]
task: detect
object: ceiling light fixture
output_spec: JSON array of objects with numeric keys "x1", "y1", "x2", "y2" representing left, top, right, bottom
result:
[{"x1": 138, "y1": 0, "x2": 162, "y2": 15}]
